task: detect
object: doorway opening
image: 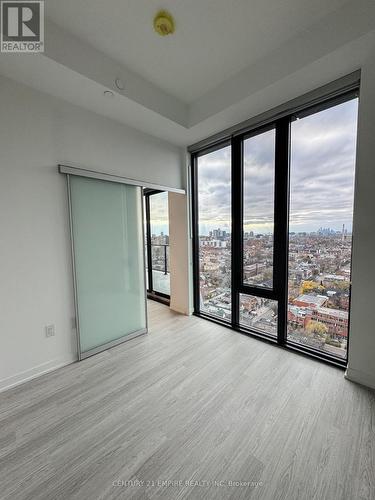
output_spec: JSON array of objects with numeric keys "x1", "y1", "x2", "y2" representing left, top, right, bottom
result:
[{"x1": 144, "y1": 189, "x2": 170, "y2": 305}]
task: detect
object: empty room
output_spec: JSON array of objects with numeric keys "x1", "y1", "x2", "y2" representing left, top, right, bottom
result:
[{"x1": 0, "y1": 1, "x2": 374, "y2": 499}]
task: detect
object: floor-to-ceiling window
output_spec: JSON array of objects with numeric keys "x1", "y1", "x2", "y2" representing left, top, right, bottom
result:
[
  {"x1": 195, "y1": 145, "x2": 232, "y2": 321},
  {"x1": 239, "y1": 127, "x2": 278, "y2": 337},
  {"x1": 192, "y1": 85, "x2": 359, "y2": 365},
  {"x1": 287, "y1": 99, "x2": 358, "y2": 359},
  {"x1": 144, "y1": 190, "x2": 170, "y2": 302}
]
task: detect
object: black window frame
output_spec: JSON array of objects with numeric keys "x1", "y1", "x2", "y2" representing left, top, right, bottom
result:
[
  {"x1": 238, "y1": 123, "x2": 277, "y2": 294},
  {"x1": 191, "y1": 87, "x2": 359, "y2": 368}
]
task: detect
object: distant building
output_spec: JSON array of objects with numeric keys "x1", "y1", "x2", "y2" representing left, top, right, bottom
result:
[
  {"x1": 288, "y1": 305, "x2": 308, "y2": 329},
  {"x1": 307, "y1": 307, "x2": 348, "y2": 337},
  {"x1": 322, "y1": 274, "x2": 347, "y2": 282},
  {"x1": 201, "y1": 240, "x2": 227, "y2": 248},
  {"x1": 318, "y1": 227, "x2": 336, "y2": 236},
  {"x1": 293, "y1": 294, "x2": 328, "y2": 308},
  {"x1": 288, "y1": 304, "x2": 348, "y2": 338},
  {"x1": 243, "y1": 262, "x2": 266, "y2": 279}
]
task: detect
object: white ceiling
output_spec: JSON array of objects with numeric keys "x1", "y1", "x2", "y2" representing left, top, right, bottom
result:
[
  {"x1": 45, "y1": 0, "x2": 349, "y2": 103},
  {"x1": 1, "y1": 0, "x2": 375, "y2": 146}
]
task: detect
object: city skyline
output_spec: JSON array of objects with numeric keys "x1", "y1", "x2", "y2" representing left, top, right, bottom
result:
[{"x1": 198, "y1": 224, "x2": 352, "y2": 237}]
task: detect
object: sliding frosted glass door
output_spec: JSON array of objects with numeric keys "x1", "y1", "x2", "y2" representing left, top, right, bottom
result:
[{"x1": 69, "y1": 175, "x2": 147, "y2": 358}]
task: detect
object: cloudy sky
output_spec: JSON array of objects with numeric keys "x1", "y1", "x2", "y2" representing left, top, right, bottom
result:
[
  {"x1": 197, "y1": 98, "x2": 358, "y2": 235},
  {"x1": 147, "y1": 191, "x2": 169, "y2": 236}
]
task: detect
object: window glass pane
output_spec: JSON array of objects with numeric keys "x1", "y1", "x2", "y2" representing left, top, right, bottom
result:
[
  {"x1": 287, "y1": 98, "x2": 358, "y2": 359},
  {"x1": 239, "y1": 294, "x2": 277, "y2": 336},
  {"x1": 197, "y1": 146, "x2": 231, "y2": 321},
  {"x1": 149, "y1": 192, "x2": 170, "y2": 296},
  {"x1": 243, "y1": 129, "x2": 275, "y2": 288}
]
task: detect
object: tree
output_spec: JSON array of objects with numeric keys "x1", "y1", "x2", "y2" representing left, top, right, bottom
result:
[
  {"x1": 306, "y1": 321, "x2": 328, "y2": 338},
  {"x1": 332, "y1": 280, "x2": 350, "y2": 292},
  {"x1": 301, "y1": 280, "x2": 325, "y2": 295}
]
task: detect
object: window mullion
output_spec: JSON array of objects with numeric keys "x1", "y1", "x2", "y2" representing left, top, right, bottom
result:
[
  {"x1": 231, "y1": 136, "x2": 242, "y2": 329},
  {"x1": 274, "y1": 117, "x2": 291, "y2": 346}
]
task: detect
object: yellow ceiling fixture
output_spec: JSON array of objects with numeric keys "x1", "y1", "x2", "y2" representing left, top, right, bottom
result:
[{"x1": 154, "y1": 10, "x2": 175, "y2": 36}]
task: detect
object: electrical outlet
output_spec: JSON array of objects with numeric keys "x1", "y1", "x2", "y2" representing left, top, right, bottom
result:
[{"x1": 45, "y1": 324, "x2": 55, "y2": 338}]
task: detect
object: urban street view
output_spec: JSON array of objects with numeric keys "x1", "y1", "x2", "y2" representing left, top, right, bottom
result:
[{"x1": 199, "y1": 228, "x2": 352, "y2": 358}]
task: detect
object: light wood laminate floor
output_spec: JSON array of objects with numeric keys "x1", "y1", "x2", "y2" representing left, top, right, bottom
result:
[{"x1": 0, "y1": 301, "x2": 374, "y2": 500}]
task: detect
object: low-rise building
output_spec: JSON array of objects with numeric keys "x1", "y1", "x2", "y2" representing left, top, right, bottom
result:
[
  {"x1": 293, "y1": 294, "x2": 328, "y2": 308},
  {"x1": 307, "y1": 307, "x2": 348, "y2": 338}
]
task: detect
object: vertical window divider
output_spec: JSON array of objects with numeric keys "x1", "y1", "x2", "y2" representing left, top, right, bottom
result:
[
  {"x1": 191, "y1": 153, "x2": 201, "y2": 314},
  {"x1": 274, "y1": 117, "x2": 291, "y2": 346},
  {"x1": 231, "y1": 136, "x2": 242, "y2": 328}
]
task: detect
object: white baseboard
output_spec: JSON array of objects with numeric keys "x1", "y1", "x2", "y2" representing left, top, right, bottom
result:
[
  {"x1": 345, "y1": 367, "x2": 375, "y2": 391},
  {"x1": 0, "y1": 355, "x2": 77, "y2": 393}
]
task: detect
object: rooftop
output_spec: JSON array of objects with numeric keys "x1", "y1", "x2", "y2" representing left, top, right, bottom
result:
[
  {"x1": 294, "y1": 294, "x2": 328, "y2": 307},
  {"x1": 315, "y1": 307, "x2": 349, "y2": 320}
]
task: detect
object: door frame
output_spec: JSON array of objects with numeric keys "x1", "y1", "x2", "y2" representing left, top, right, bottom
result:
[{"x1": 143, "y1": 189, "x2": 171, "y2": 305}]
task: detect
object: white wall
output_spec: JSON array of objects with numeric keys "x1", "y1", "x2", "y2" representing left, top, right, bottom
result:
[
  {"x1": 346, "y1": 45, "x2": 375, "y2": 390},
  {"x1": 0, "y1": 76, "x2": 183, "y2": 391}
]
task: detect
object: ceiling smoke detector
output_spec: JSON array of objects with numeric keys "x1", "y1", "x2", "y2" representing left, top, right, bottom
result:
[{"x1": 154, "y1": 10, "x2": 175, "y2": 36}]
